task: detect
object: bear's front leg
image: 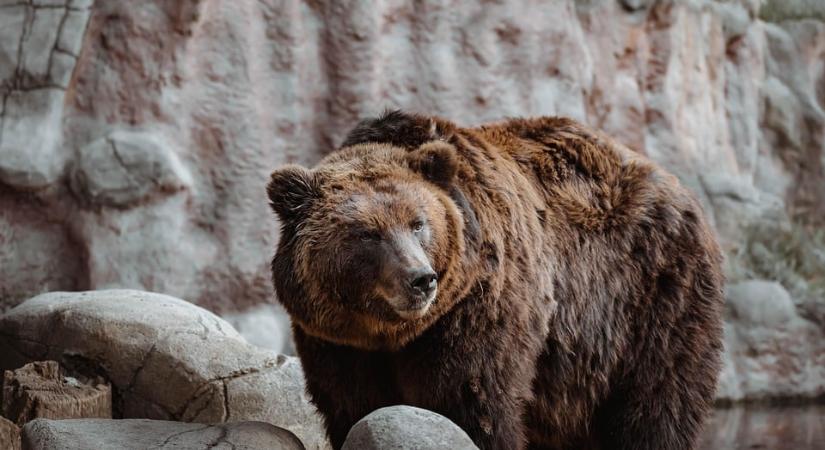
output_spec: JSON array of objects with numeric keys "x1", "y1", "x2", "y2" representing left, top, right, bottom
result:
[
  {"x1": 395, "y1": 307, "x2": 545, "y2": 450},
  {"x1": 293, "y1": 327, "x2": 402, "y2": 449}
]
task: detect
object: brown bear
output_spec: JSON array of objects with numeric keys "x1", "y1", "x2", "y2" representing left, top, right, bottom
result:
[{"x1": 267, "y1": 111, "x2": 724, "y2": 450}]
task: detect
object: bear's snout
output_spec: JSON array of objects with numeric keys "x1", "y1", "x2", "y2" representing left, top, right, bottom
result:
[
  {"x1": 408, "y1": 268, "x2": 437, "y2": 298},
  {"x1": 383, "y1": 266, "x2": 437, "y2": 320}
]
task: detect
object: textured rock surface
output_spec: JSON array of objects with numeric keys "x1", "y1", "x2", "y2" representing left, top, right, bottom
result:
[
  {"x1": 0, "y1": 417, "x2": 21, "y2": 450},
  {"x1": 2, "y1": 360, "x2": 112, "y2": 425},
  {"x1": 21, "y1": 418, "x2": 305, "y2": 450},
  {"x1": 717, "y1": 280, "x2": 825, "y2": 402},
  {"x1": 342, "y1": 406, "x2": 478, "y2": 450},
  {"x1": 0, "y1": 290, "x2": 329, "y2": 450},
  {"x1": 0, "y1": 0, "x2": 92, "y2": 190},
  {"x1": 0, "y1": 0, "x2": 823, "y2": 402},
  {"x1": 223, "y1": 304, "x2": 295, "y2": 355}
]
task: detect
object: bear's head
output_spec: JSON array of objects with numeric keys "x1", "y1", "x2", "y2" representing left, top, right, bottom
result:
[{"x1": 268, "y1": 141, "x2": 468, "y2": 350}]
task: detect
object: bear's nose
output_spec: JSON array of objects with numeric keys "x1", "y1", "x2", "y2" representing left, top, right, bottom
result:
[{"x1": 409, "y1": 269, "x2": 437, "y2": 296}]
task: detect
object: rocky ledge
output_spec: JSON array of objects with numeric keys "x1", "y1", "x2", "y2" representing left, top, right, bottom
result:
[
  {"x1": 0, "y1": 289, "x2": 481, "y2": 450},
  {"x1": 0, "y1": 290, "x2": 328, "y2": 449}
]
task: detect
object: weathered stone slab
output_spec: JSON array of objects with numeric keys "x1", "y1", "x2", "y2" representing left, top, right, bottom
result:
[{"x1": 21, "y1": 418, "x2": 305, "y2": 450}]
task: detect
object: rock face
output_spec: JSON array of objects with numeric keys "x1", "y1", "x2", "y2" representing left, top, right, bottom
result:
[
  {"x1": 22, "y1": 418, "x2": 305, "y2": 450},
  {"x1": 0, "y1": 0, "x2": 823, "y2": 403},
  {"x1": 0, "y1": 290, "x2": 329, "y2": 450},
  {"x1": 717, "y1": 280, "x2": 825, "y2": 402},
  {"x1": 342, "y1": 406, "x2": 478, "y2": 450}
]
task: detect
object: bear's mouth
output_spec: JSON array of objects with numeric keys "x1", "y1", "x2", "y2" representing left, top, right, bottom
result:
[{"x1": 388, "y1": 288, "x2": 437, "y2": 320}]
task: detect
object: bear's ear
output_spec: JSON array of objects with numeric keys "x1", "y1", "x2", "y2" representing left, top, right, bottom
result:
[
  {"x1": 267, "y1": 165, "x2": 322, "y2": 222},
  {"x1": 406, "y1": 141, "x2": 459, "y2": 187},
  {"x1": 341, "y1": 110, "x2": 453, "y2": 149}
]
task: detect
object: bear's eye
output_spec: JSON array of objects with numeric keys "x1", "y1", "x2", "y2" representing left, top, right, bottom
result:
[{"x1": 411, "y1": 220, "x2": 425, "y2": 232}]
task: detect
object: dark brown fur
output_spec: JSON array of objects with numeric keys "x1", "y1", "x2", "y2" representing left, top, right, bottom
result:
[{"x1": 268, "y1": 111, "x2": 725, "y2": 450}]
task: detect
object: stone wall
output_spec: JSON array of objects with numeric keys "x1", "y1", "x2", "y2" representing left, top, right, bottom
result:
[{"x1": 0, "y1": 0, "x2": 823, "y2": 402}]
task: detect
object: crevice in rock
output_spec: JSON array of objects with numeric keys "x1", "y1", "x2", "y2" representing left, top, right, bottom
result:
[
  {"x1": 45, "y1": 2, "x2": 71, "y2": 87},
  {"x1": 153, "y1": 424, "x2": 211, "y2": 449},
  {"x1": 53, "y1": 47, "x2": 78, "y2": 58},
  {"x1": 175, "y1": 362, "x2": 280, "y2": 421},
  {"x1": 205, "y1": 424, "x2": 231, "y2": 450},
  {"x1": 0, "y1": 2, "x2": 86, "y2": 12},
  {"x1": 222, "y1": 380, "x2": 230, "y2": 422},
  {"x1": 97, "y1": 339, "x2": 159, "y2": 418},
  {"x1": 0, "y1": 334, "x2": 52, "y2": 362},
  {"x1": 177, "y1": 383, "x2": 219, "y2": 422},
  {"x1": 123, "y1": 389, "x2": 176, "y2": 420},
  {"x1": 123, "y1": 342, "x2": 157, "y2": 394}
]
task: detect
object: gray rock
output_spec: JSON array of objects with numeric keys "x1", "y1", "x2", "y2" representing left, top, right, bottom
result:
[
  {"x1": 0, "y1": 4, "x2": 26, "y2": 82},
  {"x1": 0, "y1": 0, "x2": 90, "y2": 190},
  {"x1": 726, "y1": 280, "x2": 796, "y2": 327},
  {"x1": 222, "y1": 304, "x2": 295, "y2": 355},
  {"x1": 761, "y1": 77, "x2": 803, "y2": 148},
  {"x1": 0, "y1": 89, "x2": 66, "y2": 190},
  {"x1": 0, "y1": 290, "x2": 330, "y2": 450},
  {"x1": 22, "y1": 419, "x2": 305, "y2": 450},
  {"x1": 717, "y1": 280, "x2": 825, "y2": 402},
  {"x1": 70, "y1": 130, "x2": 193, "y2": 208},
  {"x1": 343, "y1": 406, "x2": 478, "y2": 450}
]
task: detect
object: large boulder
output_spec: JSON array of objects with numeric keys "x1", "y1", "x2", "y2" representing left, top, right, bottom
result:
[
  {"x1": 342, "y1": 406, "x2": 478, "y2": 450},
  {"x1": 22, "y1": 418, "x2": 305, "y2": 450},
  {"x1": 0, "y1": 290, "x2": 329, "y2": 450}
]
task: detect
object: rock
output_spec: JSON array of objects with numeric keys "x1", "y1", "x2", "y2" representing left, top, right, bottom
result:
[
  {"x1": 21, "y1": 418, "x2": 305, "y2": 450},
  {"x1": 342, "y1": 406, "x2": 478, "y2": 450},
  {"x1": 726, "y1": 280, "x2": 797, "y2": 327},
  {"x1": 2, "y1": 361, "x2": 111, "y2": 426},
  {"x1": 718, "y1": 280, "x2": 825, "y2": 402},
  {"x1": 0, "y1": 89, "x2": 66, "y2": 190},
  {"x1": 0, "y1": 0, "x2": 91, "y2": 190},
  {"x1": 222, "y1": 304, "x2": 295, "y2": 355},
  {"x1": 0, "y1": 417, "x2": 21, "y2": 450},
  {"x1": 69, "y1": 130, "x2": 193, "y2": 208},
  {"x1": 0, "y1": 290, "x2": 329, "y2": 450},
  {"x1": 761, "y1": 77, "x2": 803, "y2": 148}
]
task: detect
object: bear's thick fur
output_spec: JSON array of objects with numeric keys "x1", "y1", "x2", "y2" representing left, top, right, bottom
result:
[{"x1": 267, "y1": 111, "x2": 724, "y2": 450}]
